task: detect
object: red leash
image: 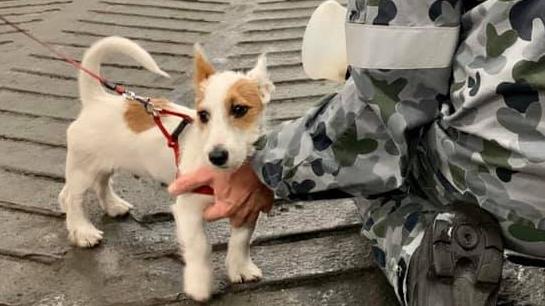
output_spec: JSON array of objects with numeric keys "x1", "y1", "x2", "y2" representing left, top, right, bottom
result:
[{"x1": 0, "y1": 15, "x2": 214, "y2": 195}]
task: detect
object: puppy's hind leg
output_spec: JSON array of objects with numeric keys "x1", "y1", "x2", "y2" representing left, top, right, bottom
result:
[
  {"x1": 226, "y1": 222, "x2": 262, "y2": 283},
  {"x1": 94, "y1": 172, "x2": 133, "y2": 217},
  {"x1": 172, "y1": 195, "x2": 213, "y2": 302},
  {"x1": 60, "y1": 163, "x2": 103, "y2": 248}
]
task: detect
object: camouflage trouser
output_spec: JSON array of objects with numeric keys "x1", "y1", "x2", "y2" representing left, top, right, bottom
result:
[
  {"x1": 252, "y1": 0, "x2": 545, "y2": 304},
  {"x1": 353, "y1": 190, "x2": 437, "y2": 305}
]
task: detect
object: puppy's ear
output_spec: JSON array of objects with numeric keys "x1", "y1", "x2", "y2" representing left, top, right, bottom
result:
[
  {"x1": 194, "y1": 43, "x2": 215, "y2": 87},
  {"x1": 247, "y1": 54, "x2": 275, "y2": 104}
]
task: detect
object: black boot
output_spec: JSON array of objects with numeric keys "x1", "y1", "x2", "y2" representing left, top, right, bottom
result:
[{"x1": 407, "y1": 203, "x2": 504, "y2": 306}]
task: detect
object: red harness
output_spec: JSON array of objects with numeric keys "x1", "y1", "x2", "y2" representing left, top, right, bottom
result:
[{"x1": 1, "y1": 15, "x2": 213, "y2": 195}]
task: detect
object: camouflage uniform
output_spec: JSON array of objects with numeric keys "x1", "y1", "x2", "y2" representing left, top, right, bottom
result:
[{"x1": 252, "y1": 0, "x2": 545, "y2": 304}]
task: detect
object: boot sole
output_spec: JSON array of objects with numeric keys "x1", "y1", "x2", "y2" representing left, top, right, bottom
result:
[{"x1": 430, "y1": 210, "x2": 504, "y2": 306}]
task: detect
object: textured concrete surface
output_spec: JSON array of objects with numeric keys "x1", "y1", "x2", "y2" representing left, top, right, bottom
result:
[{"x1": 0, "y1": 0, "x2": 544, "y2": 305}]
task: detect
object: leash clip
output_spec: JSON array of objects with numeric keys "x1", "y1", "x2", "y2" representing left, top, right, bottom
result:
[
  {"x1": 146, "y1": 102, "x2": 161, "y2": 116},
  {"x1": 122, "y1": 90, "x2": 136, "y2": 101},
  {"x1": 122, "y1": 90, "x2": 135, "y2": 102},
  {"x1": 123, "y1": 90, "x2": 157, "y2": 115}
]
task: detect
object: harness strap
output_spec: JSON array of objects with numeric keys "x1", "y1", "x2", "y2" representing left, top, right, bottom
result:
[
  {"x1": 152, "y1": 115, "x2": 179, "y2": 161},
  {"x1": 152, "y1": 114, "x2": 213, "y2": 195},
  {"x1": 171, "y1": 119, "x2": 190, "y2": 140},
  {"x1": 159, "y1": 108, "x2": 193, "y2": 122}
]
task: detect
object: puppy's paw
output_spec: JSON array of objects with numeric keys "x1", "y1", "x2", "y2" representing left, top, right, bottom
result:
[
  {"x1": 105, "y1": 198, "x2": 133, "y2": 218},
  {"x1": 68, "y1": 224, "x2": 103, "y2": 248},
  {"x1": 184, "y1": 264, "x2": 213, "y2": 302},
  {"x1": 226, "y1": 259, "x2": 262, "y2": 283}
]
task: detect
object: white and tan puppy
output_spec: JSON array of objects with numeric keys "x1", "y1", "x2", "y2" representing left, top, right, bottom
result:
[{"x1": 59, "y1": 36, "x2": 274, "y2": 301}]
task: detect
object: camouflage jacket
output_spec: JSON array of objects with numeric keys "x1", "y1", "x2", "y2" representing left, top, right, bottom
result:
[{"x1": 253, "y1": 0, "x2": 545, "y2": 255}]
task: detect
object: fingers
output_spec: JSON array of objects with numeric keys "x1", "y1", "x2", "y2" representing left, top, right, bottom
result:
[
  {"x1": 231, "y1": 193, "x2": 256, "y2": 227},
  {"x1": 205, "y1": 192, "x2": 255, "y2": 226},
  {"x1": 231, "y1": 187, "x2": 273, "y2": 227},
  {"x1": 258, "y1": 186, "x2": 274, "y2": 213},
  {"x1": 188, "y1": 162, "x2": 274, "y2": 227},
  {"x1": 203, "y1": 190, "x2": 251, "y2": 222},
  {"x1": 203, "y1": 200, "x2": 233, "y2": 221},
  {"x1": 168, "y1": 167, "x2": 214, "y2": 195},
  {"x1": 238, "y1": 203, "x2": 260, "y2": 228},
  {"x1": 226, "y1": 188, "x2": 257, "y2": 227}
]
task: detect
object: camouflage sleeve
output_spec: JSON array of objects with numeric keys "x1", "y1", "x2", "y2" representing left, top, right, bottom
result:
[{"x1": 252, "y1": 0, "x2": 463, "y2": 200}]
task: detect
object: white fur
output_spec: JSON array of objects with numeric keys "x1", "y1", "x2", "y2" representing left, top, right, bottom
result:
[
  {"x1": 226, "y1": 226, "x2": 262, "y2": 283},
  {"x1": 60, "y1": 37, "x2": 273, "y2": 301}
]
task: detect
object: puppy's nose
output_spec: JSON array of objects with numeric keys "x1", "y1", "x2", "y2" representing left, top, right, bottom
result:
[{"x1": 208, "y1": 146, "x2": 229, "y2": 166}]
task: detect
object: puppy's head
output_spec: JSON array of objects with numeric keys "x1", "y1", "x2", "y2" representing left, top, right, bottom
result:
[{"x1": 193, "y1": 44, "x2": 274, "y2": 170}]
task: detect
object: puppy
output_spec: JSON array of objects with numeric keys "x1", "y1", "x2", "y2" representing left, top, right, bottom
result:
[{"x1": 58, "y1": 36, "x2": 274, "y2": 301}]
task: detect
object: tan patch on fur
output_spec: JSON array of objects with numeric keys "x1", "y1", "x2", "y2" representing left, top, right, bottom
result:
[
  {"x1": 225, "y1": 79, "x2": 263, "y2": 129},
  {"x1": 124, "y1": 98, "x2": 171, "y2": 133}
]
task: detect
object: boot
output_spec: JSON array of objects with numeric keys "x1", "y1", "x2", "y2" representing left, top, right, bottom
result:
[{"x1": 407, "y1": 203, "x2": 504, "y2": 306}]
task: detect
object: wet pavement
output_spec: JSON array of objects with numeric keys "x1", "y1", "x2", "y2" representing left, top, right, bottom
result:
[{"x1": 0, "y1": 0, "x2": 544, "y2": 305}]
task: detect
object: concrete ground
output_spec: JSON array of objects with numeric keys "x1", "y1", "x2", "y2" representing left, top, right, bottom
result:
[{"x1": 0, "y1": 0, "x2": 544, "y2": 305}]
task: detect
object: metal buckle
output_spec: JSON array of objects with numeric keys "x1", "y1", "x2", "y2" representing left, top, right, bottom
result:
[
  {"x1": 145, "y1": 100, "x2": 161, "y2": 116},
  {"x1": 123, "y1": 90, "x2": 158, "y2": 115},
  {"x1": 122, "y1": 90, "x2": 136, "y2": 101}
]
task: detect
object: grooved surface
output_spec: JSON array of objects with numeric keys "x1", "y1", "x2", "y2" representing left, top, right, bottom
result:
[{"x1": 0, "y1": 0, "x2": 539, "y2": 305}]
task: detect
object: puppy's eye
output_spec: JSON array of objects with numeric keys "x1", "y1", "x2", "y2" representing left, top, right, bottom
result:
[
  {"x1": 197, "y1": 110, "x2": 209, "y2": 124},
  {"x1": 231, "y1": 105, "x2": 249, "y2": 118}
]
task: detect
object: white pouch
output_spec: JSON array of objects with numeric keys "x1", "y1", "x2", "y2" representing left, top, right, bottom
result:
[{"x1": 302, "y1": 0, "x2": 347, "y2": 82}]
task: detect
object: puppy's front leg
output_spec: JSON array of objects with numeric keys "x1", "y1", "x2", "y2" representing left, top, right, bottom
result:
[
  {"x1": 172, "y1": 195, "x2": 213, "y2": 302},
  {"x1": 226, "y1": 222, "x2": 262, "y2": 283}
]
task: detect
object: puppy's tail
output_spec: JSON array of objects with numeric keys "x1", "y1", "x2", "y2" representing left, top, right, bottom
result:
[{"x1": 79, "y1": 36, "x2": 170, "y2": 103}]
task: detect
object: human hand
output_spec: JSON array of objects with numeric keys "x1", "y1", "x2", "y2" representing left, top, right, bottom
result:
[{"x1": 168, "y1": 163, "x2": 273, "y2": 227}]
